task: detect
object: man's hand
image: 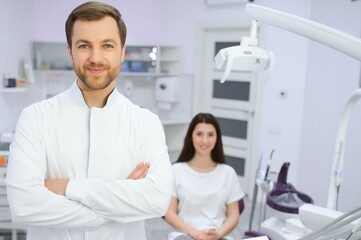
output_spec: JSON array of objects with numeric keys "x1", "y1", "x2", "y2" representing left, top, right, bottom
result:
[
  {"x1": 127, "y1": 162, "x2": 150, "y2": 180},
  {"x1": 44, "y1": 179, "x2": 69, "y2": 196}
]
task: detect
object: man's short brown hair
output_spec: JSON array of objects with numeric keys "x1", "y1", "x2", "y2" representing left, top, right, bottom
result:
[{"x1": 65, "y1": 1, "x2": 127, "y2": 48}]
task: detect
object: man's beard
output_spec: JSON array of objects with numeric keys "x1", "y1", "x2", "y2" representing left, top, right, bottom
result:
[{"x1": 74, "y1": 63, "x2": 120, "y2": 90}]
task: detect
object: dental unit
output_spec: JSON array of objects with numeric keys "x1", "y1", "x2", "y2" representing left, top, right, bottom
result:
[{"x1": 215, "y1": 3, "x2": 361, "y2": 240}]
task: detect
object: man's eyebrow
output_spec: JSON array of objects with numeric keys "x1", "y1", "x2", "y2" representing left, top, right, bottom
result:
[
  {"x1": 74, "y1": 39, "x2": 119, "y2": 45},
  {"x1": 74, "y1": 39, "x2": 90, "y2": 45},
  {"x1": 102, "y1": 39, "x2": 118, "y2": 45}
]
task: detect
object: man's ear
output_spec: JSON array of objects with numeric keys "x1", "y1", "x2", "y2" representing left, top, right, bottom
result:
[{"x1": 121, "y1": 44, "x2": 126, "y2": 63}]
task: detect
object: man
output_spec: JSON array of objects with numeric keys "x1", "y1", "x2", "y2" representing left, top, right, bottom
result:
[{"x1": 6, "y1": 2, "x2": 172, "y2": 239}]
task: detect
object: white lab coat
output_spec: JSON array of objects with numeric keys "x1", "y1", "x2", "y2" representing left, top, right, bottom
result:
[{"x1": 6, "y1": 82, "x2": 173, "y2": 240}]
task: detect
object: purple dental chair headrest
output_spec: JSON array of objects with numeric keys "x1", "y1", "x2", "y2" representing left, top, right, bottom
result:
[{"x1": 267, "y1": 162, "x2": 313, "y2": 214}]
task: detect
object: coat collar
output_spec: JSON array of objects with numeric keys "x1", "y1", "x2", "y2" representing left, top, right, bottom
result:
[{"x1": 69, "y1": 80, "x2": 120, "y2": 108}]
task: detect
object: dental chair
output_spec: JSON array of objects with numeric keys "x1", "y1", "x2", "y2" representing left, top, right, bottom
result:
[{"x1": 259, "y1": 162, "x2": 313, "y2": 240}]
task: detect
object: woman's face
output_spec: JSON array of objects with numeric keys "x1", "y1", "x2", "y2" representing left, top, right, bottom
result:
[{"x1": 192, "y1": 123, "x2": 217, "y2": 156}]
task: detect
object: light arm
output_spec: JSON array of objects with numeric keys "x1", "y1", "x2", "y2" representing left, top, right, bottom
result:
[
  {"x1": 245, "y1": 4, "x2": 361, "y2": 61},
  {"x1": 327, "y1": 89, "x2": 361, "y2": 210}
]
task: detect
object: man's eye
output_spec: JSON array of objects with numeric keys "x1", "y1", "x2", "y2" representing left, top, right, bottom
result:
[
  {"x1": 104, "y1": 44, "x2": 114, "y2": 49},
  {"x1": 78, "y1": 44, "x2": 88, "y2": 49}
]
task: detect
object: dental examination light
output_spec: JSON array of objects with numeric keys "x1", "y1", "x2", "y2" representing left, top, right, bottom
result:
[{"x1": 214, "y1": 19, "x2": 275, "y2": 83}]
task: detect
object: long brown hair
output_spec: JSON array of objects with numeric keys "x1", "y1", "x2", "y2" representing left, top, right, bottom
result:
[
  {"x1": 65, "y1": 1, "x2": 127, "y2": 48},
  {"x1": 177, "y1": 113, "x2": 225, "y2": 164}
]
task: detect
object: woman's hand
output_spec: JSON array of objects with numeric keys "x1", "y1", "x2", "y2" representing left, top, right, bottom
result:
[
  {"x1": 189, "y1": 229, "x2": 213, "y2": 240},
  {"x1": 203, "y1": 228, "x2": 222, "y2": 240},
  {"x1": 189, "y1": 228, "x2": 223, "y2": 240}
]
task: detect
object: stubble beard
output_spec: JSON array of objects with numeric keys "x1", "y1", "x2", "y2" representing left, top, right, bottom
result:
[{"x1": 75, "y1": 63, "x2": 120, "y2": 90}]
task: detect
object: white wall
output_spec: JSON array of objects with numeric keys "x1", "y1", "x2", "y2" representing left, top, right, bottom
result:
[
  {"x1": 32, "y1": 0, "x2": 161, "y2": 44},
  {"x1": 0, "y1": 1, "x2": 36, "y2": 133}
]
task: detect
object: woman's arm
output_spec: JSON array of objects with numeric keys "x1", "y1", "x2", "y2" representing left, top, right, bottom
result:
[
  {"x1": 165, "y1": 197, "x2": 210, "y2": 240},
  {"x1": 209, "y1": 200, "x2": 240, "y2": 240}
]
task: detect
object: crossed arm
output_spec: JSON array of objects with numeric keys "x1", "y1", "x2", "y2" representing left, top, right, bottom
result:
[
  {"x1": 7, "y1": 108, "x2": 172, "y2": 230},
  {"x1": 45, "y1": 162, "x2": 150, "y2": 196}
]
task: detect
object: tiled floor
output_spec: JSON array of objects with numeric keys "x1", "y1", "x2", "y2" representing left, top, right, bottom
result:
[{"x1": 145, "y1": 196, "x2": 268, "y2": 240}]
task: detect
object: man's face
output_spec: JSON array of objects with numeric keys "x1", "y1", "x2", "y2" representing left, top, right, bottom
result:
[{"x1": 68, "y1": 16, "x2": 125, "y2": 91}]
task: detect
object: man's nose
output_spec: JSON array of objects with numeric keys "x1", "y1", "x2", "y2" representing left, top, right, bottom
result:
[{"x1": 89, "y1": 48, "x2": 103, "y2": 63}]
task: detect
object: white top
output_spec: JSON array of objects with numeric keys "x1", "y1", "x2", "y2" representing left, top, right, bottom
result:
[
  {"x1": 169, "y1": 162, "x2": 244, "y2": 240},
  {"x1": 6, "y1": 82, "x2": 173, "y2": 240}
]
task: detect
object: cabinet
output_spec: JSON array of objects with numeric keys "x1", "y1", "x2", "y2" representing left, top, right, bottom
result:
[
  {"x1": 122, "y1": 45, "x2": 182, "y2": 75},
  {"x1": 31, "y1": 42, "x2": 192, "y2": 161}
]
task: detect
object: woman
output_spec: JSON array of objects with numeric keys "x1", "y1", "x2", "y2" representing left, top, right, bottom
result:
[{"x1": 165, "y1": 113, "x2": 244, "y2": 240}]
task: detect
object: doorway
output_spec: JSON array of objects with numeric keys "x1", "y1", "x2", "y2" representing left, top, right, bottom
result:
[{"x1": 194, "y1": 20, "x2": 265, "y2": 195}]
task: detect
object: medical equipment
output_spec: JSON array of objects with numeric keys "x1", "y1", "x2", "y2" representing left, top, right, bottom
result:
[
  {"x1": 214, "y1": 3, "x2": 361, "y2": 240},
  {"x1": 214, "y1": 19, "x2": 275, "y2": 83},
  {"x1": 245, "y1": 152, "x2": 272, "y2": 238},
  {"x1": 326, "y1": 88, "x2": 361, "y2": 210},
  {"x1": 260, "y1": 162, "x2": 313, "y2": 240},
  {"x1": 245, "y1": 3, "x2": 361, "y2": 211},
  {"x1": 267, "y1": 163, "x2": 313, "y2": 219},
  {"x1": 243, "y1": 4, "x2": 361, "y2": 210}
]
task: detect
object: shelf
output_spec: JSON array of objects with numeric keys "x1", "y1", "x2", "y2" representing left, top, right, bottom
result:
[{"x1": 0, "y1": 88, "x2": 27, "y2": 93}]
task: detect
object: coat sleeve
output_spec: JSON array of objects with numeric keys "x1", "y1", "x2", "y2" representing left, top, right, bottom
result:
[
  {"x1": 65, "y1": 114, "x2": 173, "y2": 223},
  {"x1": 6, "y1": 107, "x2": 109, "y2": 230}
]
